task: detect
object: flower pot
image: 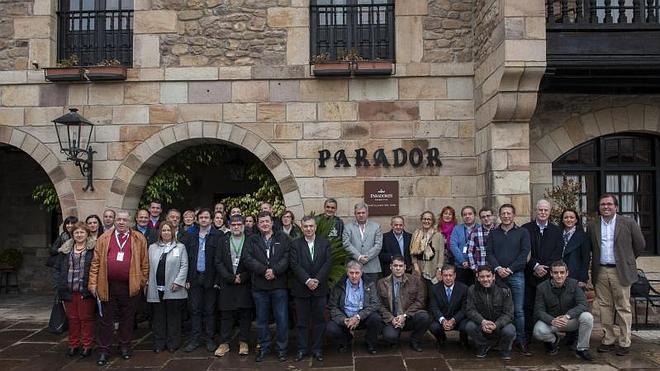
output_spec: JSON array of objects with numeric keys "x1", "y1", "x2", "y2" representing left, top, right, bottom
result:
[
  {"x1": 312, "y1": 62, "x2": 352, "y2": 77},
  {"x1": 44, "y1": 67, "x2": 84, "y2": 82},
  {"x1": 354, "y1": 60, "x2": 394, "y2": 76},
  {"x1": 85, "y1": 66, "x2": 127, "y2": 81}
]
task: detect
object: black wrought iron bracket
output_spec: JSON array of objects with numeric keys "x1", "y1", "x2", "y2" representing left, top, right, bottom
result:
[{"x1": 68, "y1": 147, "x2": 96, "y2": 192}]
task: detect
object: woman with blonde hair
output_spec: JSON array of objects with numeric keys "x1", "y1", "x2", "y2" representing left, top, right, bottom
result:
[{"x1": 410, "y1": 211, "x2": 445, "y2": 288}]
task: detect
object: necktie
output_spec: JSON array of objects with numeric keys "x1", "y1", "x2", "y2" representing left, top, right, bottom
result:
[
  {"x1": 562, "y1": 231, "x2": 571, "y2": 257},
  {"x1": 392, "y1": 281, "x2": 399, "y2": 315},
  {"x1": 446, "y1": 286, "x2": 452, "y2": 301},
  {"x1": 119, "y1": 233, "x2": 127, "y2": 245},
  {"x1": 310, "y1": 243, "x2": 314, "y2": 259}
]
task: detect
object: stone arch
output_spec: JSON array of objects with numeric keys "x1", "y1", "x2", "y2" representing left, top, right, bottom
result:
[
  {"x1": 106, "y1": 121, "x2": 304, "y2": 217},
  {"x1": 0, "y1": 126, "x2": 78, "y2": 216},
  {"x1": 529, "y1": 103, "x2": 660, "y2": 202}
]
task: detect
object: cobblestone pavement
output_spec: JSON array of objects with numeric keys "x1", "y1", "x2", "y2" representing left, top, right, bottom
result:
[{"x1": 0, "y1": 295, "x2": 658, "y2": 370}]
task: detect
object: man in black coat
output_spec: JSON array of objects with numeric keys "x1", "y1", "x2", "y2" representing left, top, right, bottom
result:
[
  {"x1": 213, "y1": 214, "x2": 252, "y2": 357},
  {"x1": 244, "y1": 211, "x2": 291, "y2": 362},
  {"x1": 429, "y1": 264, "x2": 468, "y2": 349},
  {"x1": 379, "y1": 216, "x2": 412, "y2": 277},
  {"x1": 290, "y1": 215, "x2": 332, "y2": 362},
  {"x1": 521, "y1": 199, "x2": 563, "y2": 345},
  {"x1": 184, "y1": 208, "x2": 222, "y2": 353}
]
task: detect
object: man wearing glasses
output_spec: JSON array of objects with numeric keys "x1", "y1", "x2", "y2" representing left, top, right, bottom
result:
[
  {"x1": 587, "y1": 194, "x2": 644, "y2": 356},
  {"x1": 466, "y1": 208, "x2": 496, "y2": 274}
]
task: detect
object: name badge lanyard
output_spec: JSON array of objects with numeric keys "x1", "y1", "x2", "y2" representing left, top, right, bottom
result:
[
  {"x1": 231, "y1": 236, "x2": 244, "y2": 267},
  {"x1": 115, "y1": 233, "x2": 129, "y2": 261}
]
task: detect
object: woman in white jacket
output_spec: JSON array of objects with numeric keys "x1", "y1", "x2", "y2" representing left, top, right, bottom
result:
[{"x1": 146, "y1": 221, "x2": 188, "y2": 353}]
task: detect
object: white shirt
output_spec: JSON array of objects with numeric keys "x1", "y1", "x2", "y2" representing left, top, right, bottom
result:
[{"x1": 600, "y1": 214, "x2": 617, "y2": 264}]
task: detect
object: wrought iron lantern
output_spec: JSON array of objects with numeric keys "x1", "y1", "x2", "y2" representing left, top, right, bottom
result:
[{"x1": 52, "y1": 108, "x2": 96, "y2": 191}]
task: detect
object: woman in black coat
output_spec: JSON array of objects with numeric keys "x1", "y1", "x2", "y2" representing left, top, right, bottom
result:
[
  {"x1": 213, "y1": 215, "x2": 253, "y2": 357},
  {"x1": 560, "y1": 209, "x2": 591, "y2": 287}
]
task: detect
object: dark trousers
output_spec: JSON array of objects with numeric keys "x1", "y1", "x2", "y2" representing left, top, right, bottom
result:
[
  {"x1": 326, "y1": 312, "x2": 383, "y2": 347},
  {"x1": 189, "y1": 276, "x2": 216, "y2": 343},
  {"x1": 152, "y1": 295, "x2": 185, "y2": 350},
  {"x1": 465, "y1": 320, "x2": 516, "y2": 351},
  {"x1": 219, "y1": 309, "x2": 251, "y2": 344},
  {"x1": 294, "y1": 295, "x2": 327, "y2": 354},
  {"x1": 456, "y1": 267, "x2": 475, "y2": 287},
  {"x1": 429, "y1": 318, "x2": 467, "y2": 342},
  {"x1": 253, "y1": 288, "x2": 288, "y2": 353},
  {"x1": 383, "y1": 311, "x2": 432, "y2": 344},
  {"x1": 97, "y1": 280, "x2": 140, "y2": 355},
  {"x1": 524, "y1": 279, "x2": 545, "y2": 341},
  {"x1": 362, "y1": 273, "x2": 381, "y2": 285}
]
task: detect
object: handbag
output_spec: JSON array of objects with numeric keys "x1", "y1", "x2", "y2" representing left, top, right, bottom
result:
[
  {"x1": 48, "y1": 298, "x2": 68, "y2": 334},
  {"x1": 631, "y1": 269, "x2": 651, "y2": 298}
]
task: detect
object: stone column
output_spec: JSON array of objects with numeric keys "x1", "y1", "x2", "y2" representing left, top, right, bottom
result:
[{"x1": 473, "y1": 0, "x2": 545, "y2": 222}]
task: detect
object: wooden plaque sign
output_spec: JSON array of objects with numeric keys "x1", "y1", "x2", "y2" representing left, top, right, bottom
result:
[{"x1": 364, "y1": 181, "x2": 399, "y2": 216}]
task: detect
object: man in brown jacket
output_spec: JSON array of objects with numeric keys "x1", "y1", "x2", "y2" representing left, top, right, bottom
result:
[
  {"x1": 89, "y1": 210, "x2": 149, "y2": 366},
  {"x1": 377, "y1": 255, "x2": 431, "y2": 352},
  {"x1": 587, "y1": 194, "x2": 645, "y2": 356}
]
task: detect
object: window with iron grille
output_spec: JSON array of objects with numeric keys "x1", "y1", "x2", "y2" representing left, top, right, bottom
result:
[
  {"x1": 57, "y1": 0, "x2": 134, "y2": 67},
  {"x1": 310, "y1": 0, "x2": 395, "y2": 61}
]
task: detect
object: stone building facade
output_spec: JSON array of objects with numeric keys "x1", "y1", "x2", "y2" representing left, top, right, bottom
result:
[{"x1": 0, "y1": 0, "x2": 555, "y2": 289}]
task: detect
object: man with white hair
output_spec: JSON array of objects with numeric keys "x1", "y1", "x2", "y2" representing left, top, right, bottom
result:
[{"x1": 521, "y1": 199, "x2": 563, "y2": 350}]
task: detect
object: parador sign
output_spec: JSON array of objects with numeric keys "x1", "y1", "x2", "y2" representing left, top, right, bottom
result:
[{"x1": 318, "y1": 147, "x2": 442, "y2": 168}]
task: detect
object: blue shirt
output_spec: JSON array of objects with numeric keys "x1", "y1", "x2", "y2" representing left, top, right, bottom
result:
[
  {"x1": 395, "y1": 233, "x2": 404, "y2": 256},
  {"x1": 450, "y1": 223, "x2": 478, "y2": 265},
  {"x1": 136, "y1": 225, "x2": 147, "y2": 235},
  {"x1": 344, "y1": 278, "x2": 364, "y2": 317},
  {"x1": 197, "y1": 235, "x2": 206, "y2": 272}
]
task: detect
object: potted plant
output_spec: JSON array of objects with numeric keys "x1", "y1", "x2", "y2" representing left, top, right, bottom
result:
[
  {"x1": 311, "y1": 52, "x2": 351, "y2": 77},
  {"x1": 0, "y1": 248, "x2": 23, "y2": 270},
  {"x1": 44, "y1": 55, "x2": 84, "y2": 82},
  {"x1": 86, "y1": 58, "x2": 127, "y2": 81},
  {"x1": 354, "y1": 58, "x2": 394, "y2": 76}
]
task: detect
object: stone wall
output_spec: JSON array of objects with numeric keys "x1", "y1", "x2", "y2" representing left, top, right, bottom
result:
[
  {"x1": 423, "y1": 0, "x2": 474, "y2": 63},
  {"x1": 156, "y1": 0, "x2": 288, "y2": 67},
  {"x1": 0, "y1": 0, "x2": 32, "y2": 70}
]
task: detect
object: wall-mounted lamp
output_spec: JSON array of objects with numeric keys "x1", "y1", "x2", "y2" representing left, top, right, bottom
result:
[{"x1": 52, "y1": 108, "x2": 96, "y2": 191}]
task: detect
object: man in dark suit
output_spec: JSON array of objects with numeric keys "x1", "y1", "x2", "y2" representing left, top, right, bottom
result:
[
  {"x1": 244, "y1": 211, "x2": 291, "y2": 362},
  {"x1": 184, "y1": 208, "x2": 222, "y2": 353},
  {"x1": 429, "y1": 264, "x2": 468, "y2": 349},
  {"x1": 521, "y1": 199, "x2": 563, "y2": 348},
  {"x1": 290, "y1": 216, "x2": 332, "y2": 362},
  {"x1": 379, "y1": 216, "x2": 412, "y2": 277},
  {"x1": 587, "y1": 194, "x2": 645, "y2": 356}
]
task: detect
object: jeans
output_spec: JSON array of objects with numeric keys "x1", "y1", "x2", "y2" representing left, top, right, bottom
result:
[
  {"x1": 533, "y1": 312, "x2": 594, "y2": 351},
  {"x1": 253, "y1": 289, "x2": 289, "y2": 353},
  {"x1": 498, "y1": 271, "x2": 526, "y2": 344},
  {"x1": 465, "y1": 321, "x2": 516, "y2": 351}
]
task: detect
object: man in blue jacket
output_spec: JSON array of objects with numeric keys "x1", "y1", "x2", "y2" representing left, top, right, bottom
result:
[{"x1": 449, "y1": 206, "x2": 479, "y2": 286}]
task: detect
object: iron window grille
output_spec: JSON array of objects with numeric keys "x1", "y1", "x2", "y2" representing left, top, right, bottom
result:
[
  {"x1": 57, "y1": 0, "x2": 134, "y2": 66},
  {"x1": 310, "y1": 0, "x2": 395, "y2": 62}
]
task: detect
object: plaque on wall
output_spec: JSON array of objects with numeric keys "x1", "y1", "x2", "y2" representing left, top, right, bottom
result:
[{"x1": 364, "y1": 181, "x2": 399, "y2": 216}]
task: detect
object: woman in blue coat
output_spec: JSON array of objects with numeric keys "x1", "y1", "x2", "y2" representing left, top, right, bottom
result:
[{"x1": 560, "y1": 209, "x2": 591, "y2": 288}]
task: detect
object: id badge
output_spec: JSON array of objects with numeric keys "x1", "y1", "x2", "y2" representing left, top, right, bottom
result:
[
  {"x1": 233, "y1": 257, "x2": 240, "y2": 267},
  {"x1": 116, "y1": 252, "x2": 124, "y2": 262},
  {"x1": 462, "y1": 245, "x2": 468, "y2": 254},
  {"x1": 173, "y1": 249, "x2": 180, "y2": 257}
]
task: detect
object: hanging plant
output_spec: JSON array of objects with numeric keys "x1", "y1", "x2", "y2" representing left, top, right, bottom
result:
[{"x1": 32, "y1": 183, "x2": 61, "y2": 213}]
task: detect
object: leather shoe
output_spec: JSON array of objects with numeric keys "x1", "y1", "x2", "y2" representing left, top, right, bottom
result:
[
  {"x1": 313, "y1": 352, "x2": 324, "y2": 361},
  {"x1": 597, "y1": 343, "x2": 616, "y2": 353},
  {"x1": 515, "y1": 342, "x2": 532, "y2": 356},
  {"x1": 338, "y1": 344, "x2": 350, "y2": 353},
  {"x1": 294, "y1": 351, "x2": 306, "y2": 362},
  {"x1": 277, "y1": 352, "x2": 287, "y2": 362},
  {"x1": 255, "y1": 350, "x2": 268, "y2": 362},
  {"x1": 184, "y1": 341, "x2": 199, "y2": 353},
  {"x1": 96, "y1": 353, "x2": 109, "y2": 366},
  {"x1": 80, "y1": 348, "x2": 92, "y2": 358},
  {"x1": 615, "y1": 346, "x2": 630, "y2": 356},
  {"x1": 66, "y1": 347, "x2": 79, "y2": 357},
  {"x1": 120, "y1": 348, "x2": 132, "y2": 360},
  {"x1": 366, "y1": 344, "x2": 377, "y2": 354},
  {"x1": 410, "y1": 341, "x2": 423, "y2": 352}
]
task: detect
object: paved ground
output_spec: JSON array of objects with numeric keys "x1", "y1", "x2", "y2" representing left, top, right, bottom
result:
[{"x1": 0, "y1": 294, "x2": 658, "y2": 370}]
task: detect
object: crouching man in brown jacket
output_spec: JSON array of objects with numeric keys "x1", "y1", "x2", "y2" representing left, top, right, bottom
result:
[
  {"x1": 89, "y1": 210, "x2": 149, "y2": 366},
  {"x1": 377, "y1": 255, "x2": 431, "y2": 352}
]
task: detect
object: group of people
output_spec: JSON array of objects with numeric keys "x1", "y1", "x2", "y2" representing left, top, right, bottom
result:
[{"x1": 47, "y1": 194, "x2": 644, "y2": 365}]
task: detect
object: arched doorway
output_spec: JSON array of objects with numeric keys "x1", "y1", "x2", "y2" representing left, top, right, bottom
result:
[
  {"x1": 552, "y1": 133, "x2": 659, "y2": 255},
  {"x1": 0, "y1": 144, "x2": 59, "y2": 292},
  {"x1": 107, "y1": 122, "x2": 304, "y2": 218}
]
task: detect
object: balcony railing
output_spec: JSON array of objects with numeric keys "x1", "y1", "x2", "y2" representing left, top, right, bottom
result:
[
  {"x1": 57, "y1": 9, "x2": 133, "y2": 67},
  {"x1": 310, "y1": 2, "x2": 395, "y2": 61},
  {"x1": 546, "y1": 0, "x2": 660, "y2": 28}
]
